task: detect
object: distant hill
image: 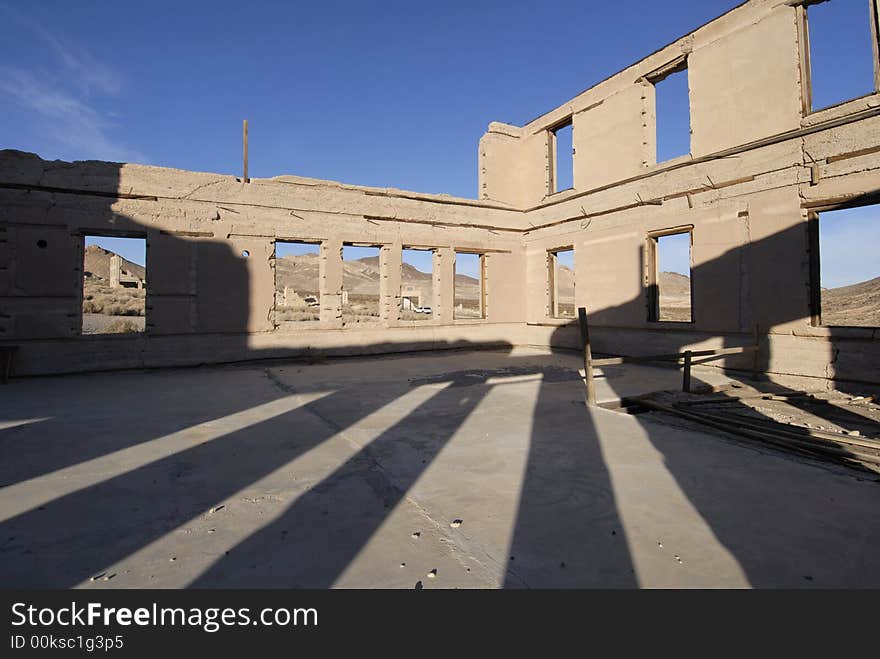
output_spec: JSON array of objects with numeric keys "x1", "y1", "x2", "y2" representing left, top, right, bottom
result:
[
  {"x1": 84, "y1": 245, "x2": 145, "y2": 281},
  {"x1": 659, "y1": 271, "x2": 690, "y2": 297},
  {"x1": 822, "y1": 276, "x2": 880, "y2": 327},
  {"x1": 86, "y1": 247, "x2": 880, "y2": 328},
  {"x1": 655, "y1": 271, "x2": 880, "y2": 327},
  {"x1": 658, "y1": 271, "x2": 692, "y2": 321},
  {"x1": 277, "y1": 254, "x2": 480, "y2": 298}
]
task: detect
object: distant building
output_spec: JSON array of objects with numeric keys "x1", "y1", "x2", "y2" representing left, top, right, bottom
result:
[{"x1": 109, "y1": 254, "x2": 145, "y2": 289}]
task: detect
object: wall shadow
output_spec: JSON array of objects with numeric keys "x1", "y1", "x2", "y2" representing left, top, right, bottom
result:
[{"x1": 527, "y1": 201, "x2": 880, "y2": 586}]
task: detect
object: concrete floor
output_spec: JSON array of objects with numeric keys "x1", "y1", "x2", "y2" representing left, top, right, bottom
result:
[{"x1": 1, "y1": 348, "x2": 879, "y2": 588}]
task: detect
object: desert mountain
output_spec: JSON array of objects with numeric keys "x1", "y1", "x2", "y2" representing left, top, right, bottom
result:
[
  {"x1": 276, "y1": 253, "x2": 480, "y2": 298},
  {"x1": 86, "y1": 248, "x2": 880, "y2": 327},
  {"x1": 658, "y1": 271, "x2": 691, "y2": 297},
  {"x1": 822, "y1": 276, "x2": 880, "y2": 327},
  {"x1": 84, "y1": 245, "x2": 145, "y2": 281}
]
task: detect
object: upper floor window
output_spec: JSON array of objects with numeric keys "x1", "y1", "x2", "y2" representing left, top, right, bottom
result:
[
  {"x1": 549, "y1": 120, "x2": 574, "y2": 194},
  {"x1": 803, "y1": 0, "x2": 879, "y2": 111},
  {"x1": 652, "y1": 59, "x2": 691, "y2": 162}
]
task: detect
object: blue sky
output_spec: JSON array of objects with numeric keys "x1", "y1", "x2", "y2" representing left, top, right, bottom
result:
[
  {"x1": 276, "y1": 241, "x2": 319, "y2": 259},
  {"x1": 658, "y1": 233, "x2": 691, "y2": 277},
  {"x1": 820, "y1": 206, "x2": 880, "y2": 289},
  {"x1": 85, "y1": 236, "x2": 145, "y2": 266},
  {"x1": 6, "y1": 1, "x2": 878, "y2": 284},
  {"x1": 402, "y1": 248, "x2": 433, "y2": 276},
  {"x1": 808, "y1": 0, "x2": 876, "y2": 110},
  {"x1": 0, "y1": 0, "x2": 742, "y2": 195},
  {"x1": 656, "y1": 69, "x2": 691, "y2": 163},
  {"x1": 455, "y1": 252, "x2": 481, "y2": 280}
]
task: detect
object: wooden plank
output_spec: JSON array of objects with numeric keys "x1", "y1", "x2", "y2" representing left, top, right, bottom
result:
[
  {"x1": 704, "y1": 409, "x2": 880, "y2": 452},
  {"x1": 752, "y1": 323, "x2": 761, "y2": 380},
  {"x1": 591, "y1": 344, "x2": 758, "y2": 367},
  {"x1": 638, "y1": 398, "x2": 880, "y2": 468}
]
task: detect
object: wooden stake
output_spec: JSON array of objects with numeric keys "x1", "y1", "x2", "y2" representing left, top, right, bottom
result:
[
  {"x1": 682, "y1": 350, "x2": 693, "y2": 393},
  {"x1": 243, "y1": 119, "x2": 249, "y2": 183},
  {"x1": 752, "y1": 323, "x2": 761, "y2": 381},
  {"x1": 578, "y1": 307, "x2": 597, "y2": 406}
]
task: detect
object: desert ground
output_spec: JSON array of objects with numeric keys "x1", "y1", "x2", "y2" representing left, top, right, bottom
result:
[
  {"x1": 81, "y1": 245, "x2": 145, "y2": 334},
  {"x1": 275, "y1": 253, "x2": 482, "y2": 323}
]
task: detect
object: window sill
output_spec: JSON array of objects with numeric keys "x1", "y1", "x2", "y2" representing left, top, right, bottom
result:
[
  {"x1": 77, "y1": 333, "x2": 147, "y2": 340},
  {"x1": 650, "y1": 152, "x2": 692, "y2": 171},
  {"x1": 797, "y1": 325, "x2": 878, "y2": 340},
  {"x1": 802, "y1": 92, "x2": 880, "y2": 127},
  {"x1": 531, "y1": 317, "x2": 577, "y2": 326},
  {"x1": 647, "y1": 320, "x2": 695, "y2": 328}
]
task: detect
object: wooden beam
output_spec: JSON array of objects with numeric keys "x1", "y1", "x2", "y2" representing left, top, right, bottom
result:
[
  {"x1": 578, "y1": 307, "x2": 597, "y2": 406},
  {"x1": 243, "y1": 119, "x2": 249, "y2": 183},
  {"x1": 591, "y1": 344, "x2": 757, "y2": 367},
  {"x1": 682, "y1": 350, "x2": 693, "y2": 393}
]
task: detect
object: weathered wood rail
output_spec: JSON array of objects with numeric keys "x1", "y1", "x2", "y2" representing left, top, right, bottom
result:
[{"x1": 576, "y1": 307, "x2": 759, "y2": 402}]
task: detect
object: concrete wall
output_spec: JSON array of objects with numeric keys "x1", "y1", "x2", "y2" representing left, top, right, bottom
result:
[
  {"x1": 0, "y1": 151, "x2": 526, "y2": 375},
  {"x1": 502, "y1": 0, "x2": 880, "y2": 388},
  {"x1": 2, "y1": 0, "x2": 879, "y2": 388}
]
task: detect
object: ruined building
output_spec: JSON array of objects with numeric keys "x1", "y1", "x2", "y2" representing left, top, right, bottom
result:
[
  {"x1": 1, "y1": 0, "x2": 879, "y2": 387},
  {"x1": 2, "y1": 0, "x2": 880, "y2": 591}
]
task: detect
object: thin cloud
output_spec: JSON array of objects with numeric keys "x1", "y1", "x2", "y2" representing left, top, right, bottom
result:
[
  {"x1": 0, "y1": 67, "x2": 144, "y2": 163},
  {"x1": 0, "y1": 2, "x2": 143, "y2": 163},
  {"x1": 32, "y1": 24, "x2": 122, "y2": 96}
]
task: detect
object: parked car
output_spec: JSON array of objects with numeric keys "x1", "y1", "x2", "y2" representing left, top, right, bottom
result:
[{"x1": 416, "y1": 306, "x2": 432, "y2": 314}]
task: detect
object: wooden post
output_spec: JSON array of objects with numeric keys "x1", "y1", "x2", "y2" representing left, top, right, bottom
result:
[
  {"x1": 752, "y1": 323, "x2": 761, "y2": 381},
  {"x1": 682, "y1": 350, "x2": 692, "y2": 393},
  {"x1": 577, "y1": 307, "x2": 597, "y2": 406},
  {"x1": 242, "y1": 119, "x2": 249, "y2": 183}
]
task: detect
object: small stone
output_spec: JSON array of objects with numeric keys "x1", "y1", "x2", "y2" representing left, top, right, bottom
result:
[
  {"x1": 209, "y1": 505, "x2": 224, "y2": 514},
  {"x1": 103, "y1": 573, "x2": 116, "y2": 581},
  {"x1": 657, "y1": 541, "x2": 663, "y2": 548},
  {"x1": 450, "y1": 519, "x2": 463, "y2": 528},
  {"x1": 415, "y1": 581, "x2": 424, "y2": 590},
  {"x1": 90, "y1": 572, "x2": 106, "y2": 581},
  {"x1": 560, "y1": 562, "x2": 566, "y2": 568},
  {"x1": 849, "y1": 430, "x2": 861, "y2": 437},
  {"x1": 427, "y1": 569, "x2": 437, "y2": 578},
  {"x1": 169, "y1": 557, "x2": 177, "y2": 562},
  {"x1": 411, "y1": 531, "x2": 421, "y2": 539},
  {"x1": 400, "y1": 562, "x2": 406, "y2": 568}
]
